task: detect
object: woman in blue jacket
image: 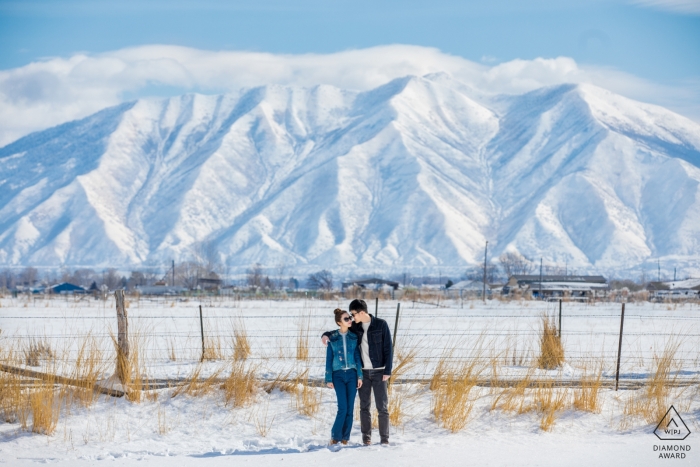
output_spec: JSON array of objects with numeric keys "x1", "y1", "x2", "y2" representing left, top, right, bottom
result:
[{"x1": 325, "y1": 308, "x2": 363, "y2": 445}]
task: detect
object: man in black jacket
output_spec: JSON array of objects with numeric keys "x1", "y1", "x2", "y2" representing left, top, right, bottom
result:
[{"x1": 322, "y1": 299, "x2": 393, "y2": 445}]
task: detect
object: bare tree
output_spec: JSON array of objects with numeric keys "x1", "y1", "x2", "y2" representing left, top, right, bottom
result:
[
  {"x1": 499, "y1": 252, "x2": 534, "y2": 278},
  {"x1": 192, "y1": 241, "x2": 222, "y2": 276},
  {"x1": 176, "y1": 261, "x2": 203, "y2": 289},
  {"x1": 246, "y1": 263, "x2": 265, "y2": 290},
  {"x1": 19, "y1": 267, "x2": 39, "y2": 286},
  {"x1": 307, "y1": 270, "x2": 334, "y2": 290},
  {"x1": 465, "y1": 265, "x2": 499, "y2": 283},
  {"x1": 102, "y1": 268, "x2": 121, "y2": 290}
]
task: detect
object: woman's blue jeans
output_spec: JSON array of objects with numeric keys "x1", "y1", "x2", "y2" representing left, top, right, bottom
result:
[{"x1": 331, "y1": 369, "x2": 358, "y2": 442}]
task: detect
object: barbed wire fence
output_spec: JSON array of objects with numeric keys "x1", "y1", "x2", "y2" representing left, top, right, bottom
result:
[{"x1": 1, "y1": 294, "x2": 699, "y2": 388}]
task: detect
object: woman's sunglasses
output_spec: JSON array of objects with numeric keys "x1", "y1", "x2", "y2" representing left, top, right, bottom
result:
[{"x1": 342, "y1": 317, "x2": 353, "y2": 323}]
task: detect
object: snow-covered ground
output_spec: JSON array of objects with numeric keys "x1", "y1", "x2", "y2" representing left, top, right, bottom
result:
[{"x1": 1, "y1": 296, "x2": 699, "y2": 465}]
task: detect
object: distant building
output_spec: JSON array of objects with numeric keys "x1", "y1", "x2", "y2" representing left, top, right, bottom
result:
[
  {"x1": 341, "y1": 278, "x2": 400, "y2": 291},
  {"x1": 647, "y1": 279, "x2": 700, "y2": 300},
  {"x1": 446, "y1": 280, "x2": 492, "y2": 298},
  {"x1": 47, "y1": 282, "x2": 87, "y2": 294},
  {"x1": 197, "y1": 277, "x2": 223, "y2": 291},
  {"x1": 503, "y1": 275, "x2": 608, "y2": 299},
  {"x1": 136, "y1": 286, "x2": 188, "y2": 295}
]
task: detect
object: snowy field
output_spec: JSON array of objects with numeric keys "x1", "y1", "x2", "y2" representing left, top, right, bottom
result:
[{"x1": 1, "y1": 296, "x2": 699, "y2": 466}]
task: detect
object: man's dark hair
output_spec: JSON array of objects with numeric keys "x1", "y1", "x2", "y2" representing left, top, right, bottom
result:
[{"x1": 349, "y1": 299, "x2": 368, "y2": 313}]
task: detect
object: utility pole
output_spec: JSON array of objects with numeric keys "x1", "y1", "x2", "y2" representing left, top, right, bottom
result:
[
  {"x1": 539, "y1": 258, "x2": 543, "y2": 300},
  {"x1": 172, "y1": 260, "x2": 175, "y2": 287},
  {"x1": 482, "y1": 241, "x2": 488, "y2": 302},
  {"x1": 657, "y1": 260, "x2": 660, "y2": 282},
  {"x1": 674, "y1": 267, "x2": 676, "y2": 282}
]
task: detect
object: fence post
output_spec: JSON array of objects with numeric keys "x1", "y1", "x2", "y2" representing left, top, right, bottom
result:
[
  {"x1": 199, "y1": 305, "x2": 205, "y2": 362},
  {"x1": 615, "y1": 303, "x2": 626, "y2": 391},
  {"x1": 375, "y1": 297, "x2": 379, "y2": 319},
  {"x1": 114, "y1": 289, "x2": 129, "y2": 385},
  {"x1": 558, "y1": 299, "x2": 562, "y2": 337},
  {"x1": 392, "y1": 303, "x2": 400, "y2": 353}
]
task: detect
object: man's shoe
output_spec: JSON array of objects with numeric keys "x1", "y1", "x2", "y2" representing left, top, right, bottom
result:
[
  {"x1": 341, "y1": 440, "x2": 348, "y2": 445},
  {"x1": 380, "y1": 439, "x2": 389, "y2": 445},
  {"x1": 330, "y1": 439, "x2": 339, "y2": 445},
  {"x1": 362, "y1": 437, "x2": 371, "y2": 445}
]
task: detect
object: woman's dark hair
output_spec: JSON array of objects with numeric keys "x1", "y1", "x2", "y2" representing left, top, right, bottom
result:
[
  {"x1": 348, "y1": 299, "x2": 368, "y2": 313},
  {"x1": 334, "y1": 308, "x2": 348, "y2": 325}
]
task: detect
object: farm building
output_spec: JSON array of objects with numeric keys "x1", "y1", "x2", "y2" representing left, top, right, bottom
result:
[
  {"x1": 647, "y1": 278, "x2": 700, "y2": 300},
  {"x1": 47, "y1": 282, "x2": 87, "y2": 294},
  {"x1": 446, "y1": 280, "x2": 492, "y2": 298},
  {"x1": 341, "y1": 278, "x2": 400, "y2": 291},
  {"x1": 503, "y1": 275, "x2": 608, "y2": 299}
]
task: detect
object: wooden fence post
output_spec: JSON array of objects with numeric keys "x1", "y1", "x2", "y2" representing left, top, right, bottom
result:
[
  {"x1": 558, "y1": 299, "x2": 562, "y2": 338},
  {"x1": 115, "y1": 289, "x2": 130, "y2": 385},
  {"x1": 375, "y1": 297, "x2": 379, "y2": 319},
  {"x1": 199, "y1": 305, "x2": 205, "y2": 362},
  {"x1": 392, "y1": 303, "x2": 401, "y2": 353},
  {"x1": 615, "y1": 303, "x2": 626, "y2": 391}
]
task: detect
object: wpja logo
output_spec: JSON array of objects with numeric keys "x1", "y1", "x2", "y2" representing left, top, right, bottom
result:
[{"x1": 653, "y1": 406, "x2": 691, "y2": 459}]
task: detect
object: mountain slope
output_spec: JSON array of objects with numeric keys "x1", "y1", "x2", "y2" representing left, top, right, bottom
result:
[{"x1": 0, "y1": 75, "x2": 698, "y2": 274}]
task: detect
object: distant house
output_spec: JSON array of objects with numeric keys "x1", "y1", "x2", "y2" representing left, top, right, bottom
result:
[
  {"x1": 341, "y1": 278, "x2": 400, "y2": 291},
  {"x1": 136, "y1": 286, "x2": 188, "y2": 296},
  {"x1": 197, "y1": 277, "x2": 223, "y2": 291},
  {"x1": 447, "y1": 280, "x2": 492, "y2": 298},
  {"x1": 647, "y1": 279, "x2": 700, "y2": 300},
  {"x1": 503, "y1": 275, "x2": 608, "y2": 299},
  {"x1": 47, "y1": 282, "x2": 87, "y2": 294}
]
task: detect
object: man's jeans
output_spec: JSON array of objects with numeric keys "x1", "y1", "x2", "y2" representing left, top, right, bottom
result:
[
  {"x1": 331, "y1": 369, "x2": 358, "y2": 442},
  {"x1": 358, "y1": 369, "x2": 389, "y2": 442}
]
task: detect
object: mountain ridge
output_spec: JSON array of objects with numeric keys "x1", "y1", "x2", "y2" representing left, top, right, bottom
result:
[{"x1": 0, "y1": 74, "x2": 698, "y2": 275}]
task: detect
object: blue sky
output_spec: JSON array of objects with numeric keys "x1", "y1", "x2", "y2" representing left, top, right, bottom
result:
[
  {"x1": 1, "y1": 0, "x2": 698, "y2": 79},
  {"x1": 0, "y1": 0, "x2": 698, "y2": 145}
]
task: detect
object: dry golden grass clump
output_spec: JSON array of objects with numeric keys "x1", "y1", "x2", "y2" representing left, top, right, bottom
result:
[
  {"x1": 621, "y1": 341, "x2": 681, "y2": 428},
  {"x1": 431, "y1": 360, "x2": 483, "y2": 432},
  {"x1": 491, "y1": 369, "x2": 533, "y2": 414},
  {"x1": 24, "y1": 339, "x2": 54, "y2": 367},
  {"x1": 537, "y1": 316, "x2": 564, "y2": 370},
  {"x1": 572, "y1": 366, "x2": 603, "y2": 414},
  {"x1": 203, "y1": 335, "x2": 225, "y2": 361},
  {"x1": 232, "y1": 318, "x2": 251, "y2": 361},
  {"x1": 293, "y1": 371, "x2": 321, "y2": 417},
  {"x1": 296, "y1": 313, "x2": 311, "y2": 361},
  {"x1": 223, "y1": 362, "x2": 257, "y2": 408},
  {"x1": 389, "y1": 343, "x2": 421, "y2": 387},
  {"x1": 533, "y1": 381, "x2": 569, "y2": 431},
  {"x1": 172, "y1": 364, "x2": 222, "y2": 398},
  {"x1": 28, "y1": 379, "x2": 60, "y2": 435}
]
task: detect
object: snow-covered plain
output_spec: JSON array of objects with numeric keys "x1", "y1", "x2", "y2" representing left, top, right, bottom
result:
[
  {"x1": 1, "y1": 297, "x2": 699, "y2": 466},
  {"x1": 1, "y1": 75, "x2": 699, "y2": 275}
]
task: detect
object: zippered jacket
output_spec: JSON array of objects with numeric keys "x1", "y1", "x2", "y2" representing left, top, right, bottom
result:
[
  {"x1": 322, "y1": 314, "x2": 393, "y2": 377},
  {"x1": 325, "y1": 330, "x2": 363, "y2": 383}
]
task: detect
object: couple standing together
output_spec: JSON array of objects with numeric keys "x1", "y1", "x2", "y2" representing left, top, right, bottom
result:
[{"x1": 322, "y1": 299, "x2": 393, "y2": 446}]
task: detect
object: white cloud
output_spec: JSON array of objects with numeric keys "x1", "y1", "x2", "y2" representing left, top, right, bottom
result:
[
  {"x1": 630, "y1": 0, "x2": 700, "y2": 14},
  {"x1": 1, "y1": 44, "x2": 698, "y2": 146}
]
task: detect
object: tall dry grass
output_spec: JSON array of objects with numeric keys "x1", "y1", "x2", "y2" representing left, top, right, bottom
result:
[
  {"x1": 431, "y1": 360, "x2": 483, "y2": 432},
  {"x1": 171, "y1": 364, "x2": 223, "y2": 398},
  {"x1": 621, "y1": 340, "x2": 681, "y2": 427},
  {"x1": 296, "y1": 313, "x2": 311, "y2": 361},
  {"x1": 293, "y1": 371, "x2": 321, "y2": 417},
  {"x1": 223, "y1": 362, "x2": 257, "y2": 408},
  {"x1": 232, "y1": 318, "x2": 251, "y2": 361},
  {"x1": 572, "y1": 365, "x2": 603, "y2": 413},
  {"x1": 533, "y1": 381, "x2": 569, "y2": 431},
  {"x1": 537, "y1": 316, "x2": 564, "y2": 370}
]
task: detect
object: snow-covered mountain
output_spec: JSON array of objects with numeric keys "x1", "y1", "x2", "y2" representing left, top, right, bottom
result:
[{"x1": 1, "y1": 74, "x2": 699, "y2": 274}]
